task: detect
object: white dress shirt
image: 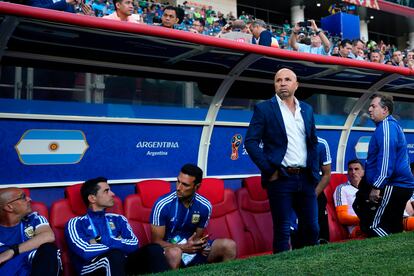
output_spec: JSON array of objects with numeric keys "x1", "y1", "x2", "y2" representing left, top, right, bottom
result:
[{"x1": 276, "y1": 95, "x2": 307, "y2": 167}]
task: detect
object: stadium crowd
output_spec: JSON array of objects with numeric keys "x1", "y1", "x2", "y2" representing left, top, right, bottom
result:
[{"x1": 15, "y1": 0, "x2": 414, "y2": 68}]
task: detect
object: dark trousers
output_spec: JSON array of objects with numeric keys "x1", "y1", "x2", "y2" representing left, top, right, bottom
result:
[
  {"x1": 317, "y1": 192, "x2": 329, "y2": 242},
  {"x1": 81, "y1": 244, "x2": 169, "y2": 276},
  {"x1": 267, "y1": 172, "x2": 319, "y2": 253},
  {"x1": 32, "y1": 243, "x2": 61, "y2": 276},
  {"x1": 368, "y1": 185, "x2": 413, "y2": 237}
]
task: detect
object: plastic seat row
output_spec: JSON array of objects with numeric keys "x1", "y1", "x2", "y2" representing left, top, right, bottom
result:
[{"x1": 23, "y1": 174, "x2": 349, "y2": 275}]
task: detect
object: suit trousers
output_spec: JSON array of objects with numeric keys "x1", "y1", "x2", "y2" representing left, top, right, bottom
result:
[{"x1": 267, "y1": 172, "x2": 319, "y2": 253}]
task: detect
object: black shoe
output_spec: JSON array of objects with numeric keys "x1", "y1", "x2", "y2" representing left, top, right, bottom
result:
[{"x1": 318, "y1": 238, "x2": 329, "y2": 245}]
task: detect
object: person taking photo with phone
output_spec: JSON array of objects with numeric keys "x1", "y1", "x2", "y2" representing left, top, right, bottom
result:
[{"x1": 289, "y1": 19, "x2": 331, "y2": 55}]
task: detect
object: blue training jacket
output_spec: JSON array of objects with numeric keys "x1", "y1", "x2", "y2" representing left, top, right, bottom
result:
[
  {"x1": 365, "y1": 115, "x2": 414, "y2": 189},
  {"x1": 65, "y1": 209, "x2": 138, "y2": 274}
]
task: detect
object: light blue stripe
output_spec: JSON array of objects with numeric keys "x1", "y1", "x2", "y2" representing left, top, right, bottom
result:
[
  {"x1": 20, "y1": 154, "x2": 82, "y2": 164},
  {"x1": 356, "y1": 151, "x2": 368, "y2": 159},
  {"x1": 24, "y1": 130, "x2": 84, "y2": 140},
  {"x1": 359, "y1": 136, "x2": 371, "y2": 143}
]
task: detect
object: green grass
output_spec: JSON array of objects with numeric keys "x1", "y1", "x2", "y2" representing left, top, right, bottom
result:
[{"x1": 160, "y1": 231, "x2": 414, "y2": 275}]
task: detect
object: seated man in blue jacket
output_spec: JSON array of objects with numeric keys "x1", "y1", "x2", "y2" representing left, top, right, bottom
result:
[
  {"x1": 0, "y1": 188, "x2": 61, "y2": 276},
  {"x1": 65, "y1": 177, "x2": 169, "y2": 275}
]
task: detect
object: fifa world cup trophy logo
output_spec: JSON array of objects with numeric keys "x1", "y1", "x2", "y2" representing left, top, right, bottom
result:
[{"x1": 231, "y1": 134, "x2": 242, "y2": 160}]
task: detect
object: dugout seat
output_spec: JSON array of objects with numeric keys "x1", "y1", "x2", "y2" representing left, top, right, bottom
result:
[
  {"x1": 197, "y1": 178, "x2": 255, "y2": 258},
  {"x1": 236, "y1": 176, "x2": 273, "y2": 255},
  {"x1": 324, "y1": 173, "x2": 350, "y2": 242},
  {"x1": 124, "y1": 180, "x2": 171, "y2": 246},
  {"x1": 50, "y1": 183, "x2": 123, "y2": 276},
  {"x1": 22, "y1": 188, "x2": 49, "y2": 219}
]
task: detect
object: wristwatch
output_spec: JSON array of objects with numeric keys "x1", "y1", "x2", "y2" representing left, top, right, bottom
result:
[
  {"x1": 95, "y1": 236, "x2": 102, "y2": 243},
  {"x1": 10, "y1": 244, "x2": 19, "y2": 257}
]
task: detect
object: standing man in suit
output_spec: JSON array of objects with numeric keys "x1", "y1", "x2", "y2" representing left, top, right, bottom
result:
[{"x1": 245, "y1": 68, "x2": 319, "y2": 253}]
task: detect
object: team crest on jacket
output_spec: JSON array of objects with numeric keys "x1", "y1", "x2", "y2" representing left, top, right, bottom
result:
[
  {"x1": 191, "y1": 214, "x2": 200, "y2": 224},
  {"x1": 24, "y1": 226, "x2": 34, "y2": 238}
]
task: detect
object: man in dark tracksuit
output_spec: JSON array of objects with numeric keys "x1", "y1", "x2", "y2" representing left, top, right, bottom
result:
[
  {"x1": 364, "y1": 94, "x2": 414, "y2": 237},
  {"x1": 65, "y1": 177, "x2": 169, "y2": 275}
]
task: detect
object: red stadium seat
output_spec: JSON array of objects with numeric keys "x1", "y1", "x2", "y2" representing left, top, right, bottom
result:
[
  {"x1": 50, "y1": 184, "x2": 123, "y2": 276},
  {"x1": 324, "y1": 173, "x2": 350, "y2": 242},
  {"x1": 197, "y1": 178, "x2": 255, "y2": 258},
  {"x1": 236, "y1": 176, "x2": 273, "y2": 255},
  {"x1": 21, "y1": 188, "x2": 49, "y2": 219},
  {"x1": 124, "y1": 180, "x2": 171, "y2": 246}
]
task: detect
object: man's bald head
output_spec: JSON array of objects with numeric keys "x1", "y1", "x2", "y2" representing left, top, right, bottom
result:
[
  {"x1": 0, "y1": 188, "x2": 31, "y2": 217},
  {"x1": 275, "y1": 68, "x2": 297, "y2": 82},
  {"x1": 274, "y1": 68, "x2": 299, "y2": 100},
  {"x1": 0, "y1": 188, "x2": 18, "y2": 206}
]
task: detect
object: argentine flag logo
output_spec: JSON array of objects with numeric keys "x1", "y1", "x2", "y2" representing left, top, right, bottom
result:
[
  {"x1": 355, "y1": 136, "x2": 371, "y2": 160},
  {"x1": 15, "y1": 130, "x2": 89, "y2": 165}
]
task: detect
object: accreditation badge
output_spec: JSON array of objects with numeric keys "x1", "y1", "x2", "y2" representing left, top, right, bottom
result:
[
  {"x1": 191, "y1": 214, "x2": 200, "y2": 224},
  {"x1": 24, "y1": 226, "x2": 34, "y2": 238}
]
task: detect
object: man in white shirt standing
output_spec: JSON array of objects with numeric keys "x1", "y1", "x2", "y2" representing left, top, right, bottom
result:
[{"x1": 245, "y1": 68, "x2": 319, "y2": 253}]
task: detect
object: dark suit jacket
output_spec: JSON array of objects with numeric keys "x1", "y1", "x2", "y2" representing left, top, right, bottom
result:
[{"x1": 245, "y1": 96, "x2": 319, "y2": 187}]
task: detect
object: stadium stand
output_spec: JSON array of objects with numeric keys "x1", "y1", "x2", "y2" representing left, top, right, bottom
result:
[
  {"x1": 124, "y1": 179, "x2": 171, "y2": 246},
  {"x1": 236, "y1": 176, "x2": 273, "y2": 255},
  {"x1": 324, "y1": 173, "x2": 350, "y2": 242},
  {"x1": 50, "y1": 184, "x2": 123, "y2": 276}
]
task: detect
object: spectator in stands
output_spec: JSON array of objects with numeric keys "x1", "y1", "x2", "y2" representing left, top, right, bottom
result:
[
  {"x1": 245, "y1": 68, "x2": 319, "y2": 253},
  {"x1": 331, "y1": 45, "x2": 339, "y2": 56},
  {"x1": 189, "y1": 18, "x2": 206, "y2": 34},
  {"x1": 218, "y1": 20, "x2": 252, "y2": 44},
  {"x1": 360, "y1": 94, "x2": 414, "y2": 237},
  {"x1": 369, "y1": 49, "x2": 383, "y2": 63},
  {"x1": 226, "y1": 11, "x2": 236, "y2": 21},
  {"x1": 333, "y1": 159, "x2": 365, "y2": 238},
  {"x1": 217, "y1": 11, "x2": 227, "y2": 26},
  {"x1": 28, "y1": 0, "x2": 84, "y2": 13},
  {"x1": 349, "y1": 39, "x2": 365, "y2": 60},
  {"x1": 0, "y1": 188, "x2": 61, "y2": 275},
  {"x1": 315, "y1": 137, "x2": 332, "y2": 243},
  {"x1": 277, "y1": 31, "x2": 288, "y2": 49},
  {"x1": 103, "y1": 0, "x2": 142, "y2": 22},
  {"x1": 289, "y1": 20, "x2": 331, "y2": 55},
  {"x1": 404, "y1": 50, "x2": 414, "y2": 69},
  {"x1": 65, "y1": 177, "x2": 169, "y2": 275},
  {"x1": 251, "y1": 19, "x2": 279, "y2": 48},
  {"x1": 389, "y1": 50, "x2": 405, "y2": 67},
  {"x1": 161, "y1": 6, "x2": 179, "y2": 28},
  {"x1": 332, "y1": 39, "x2": 352, "y2": 58},
  {"x1": 175, "y1": 6, "x2": 185, "y2": 25},
  {"x1": 150, "y1": 164, "x2": 236, "y2": 269}
]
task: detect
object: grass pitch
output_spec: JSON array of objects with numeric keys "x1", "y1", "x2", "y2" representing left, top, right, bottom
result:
[{"x1": 161, "y1": 231, "x2": 414, "y2": 275}]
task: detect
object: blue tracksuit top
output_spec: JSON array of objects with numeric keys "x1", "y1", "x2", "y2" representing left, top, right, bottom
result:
[
  {"x1": 365, "y1": 115, "x2": 414, "y2": 189},
  {"x1": 65, "y1": 209, "x2": 138, "y2": 274}
]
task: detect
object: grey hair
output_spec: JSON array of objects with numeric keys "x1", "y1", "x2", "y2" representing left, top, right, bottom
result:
[{"x1": 251, "y1": 19, "x2": 267, "y2": 29}]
